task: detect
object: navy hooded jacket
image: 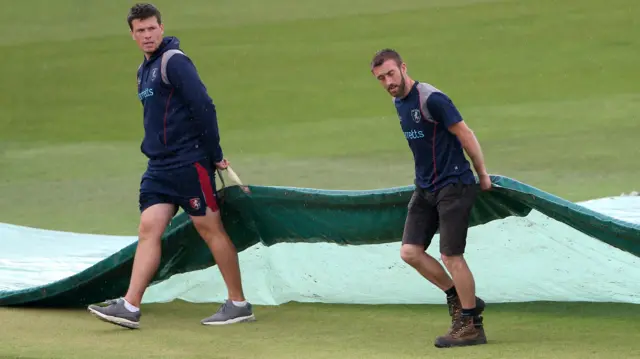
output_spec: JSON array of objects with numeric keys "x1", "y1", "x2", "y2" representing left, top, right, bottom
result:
[{"x1": 136, "y1": 36, "x2": 223, "y2": 170}]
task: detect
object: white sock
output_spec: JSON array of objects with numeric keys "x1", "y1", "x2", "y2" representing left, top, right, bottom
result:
[
  {"x1": 123, "y1": 298, "x2": 140, "y2": 312},
  {"x1": 232, "y1": 300, "x2": 247, "y2": 307}
]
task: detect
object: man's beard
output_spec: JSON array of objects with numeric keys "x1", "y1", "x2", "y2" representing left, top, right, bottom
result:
[{"x1": 388, "y1": 76, "x2": 406, "y2": 97}]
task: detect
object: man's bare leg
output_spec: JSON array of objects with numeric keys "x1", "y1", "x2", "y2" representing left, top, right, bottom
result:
[
  {"x1": 434, "y1": 182, "x2": 487, "y2": 348},
  {"x1": 441, "y1": 254, "x2": 476, "y2": 309},
  {"x1": 124, "y1": 203, "x2": 176, "y2": 307},
  {"x1": 435, "y1": 253, "x2": 486, "y2": 347},
  {"x1": 400, "y1": 244, "x2": 453, "y2": 291},
  {"x1": 192, "y1": 207, "x2": 254, "y2": 325},
  {"x1": 191, "y1": 207, "x2": 245, "y2": 301},
  {"x1": 87, "y1": 203, "x2": 175, "y2": 329}
]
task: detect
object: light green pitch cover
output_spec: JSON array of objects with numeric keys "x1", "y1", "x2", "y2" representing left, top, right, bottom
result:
[{"x1": 0, "y1": 175, "x2": 638, "y2": 307}]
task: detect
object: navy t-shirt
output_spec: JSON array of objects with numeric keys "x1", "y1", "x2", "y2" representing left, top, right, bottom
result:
[{"x1": 394, "y1": 81, "x2": 476, "y2": 192}]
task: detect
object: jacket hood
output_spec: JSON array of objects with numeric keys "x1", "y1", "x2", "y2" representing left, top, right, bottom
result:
[{"x1": 147, "y1": 36, "x2": 181, "y2": 62}]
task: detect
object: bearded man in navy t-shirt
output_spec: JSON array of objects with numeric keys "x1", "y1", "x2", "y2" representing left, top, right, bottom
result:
[{"x1": 371, "y1": 48, "x2": 492, "y2": 348}]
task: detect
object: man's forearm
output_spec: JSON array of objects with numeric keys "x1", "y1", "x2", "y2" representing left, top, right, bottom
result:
[{"x1": 459, "y1": 130, "x2": 488, "y2": 177}]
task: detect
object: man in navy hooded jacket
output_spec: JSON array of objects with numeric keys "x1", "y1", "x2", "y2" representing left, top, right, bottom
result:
[{"x1": 88, "y1": 3, "x2": 255, "y2": 329}]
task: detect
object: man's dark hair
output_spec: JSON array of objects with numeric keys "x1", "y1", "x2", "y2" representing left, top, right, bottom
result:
[
  {"x1": 127, "y1": 3, "x2": 162, "y2": 30},
  {"x1": 371, "y1": 48, "x2": 403, "y2": 69}
]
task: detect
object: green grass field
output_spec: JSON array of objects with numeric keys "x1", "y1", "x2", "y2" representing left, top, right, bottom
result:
[{"x1": 1, "y1": 0, "x2": 639, "y2": 358}]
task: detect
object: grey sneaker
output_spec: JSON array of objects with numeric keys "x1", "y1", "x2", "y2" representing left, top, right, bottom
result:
[
  {"x1": 87, "y1": 298, "x2": 141, "y2": 329},
  {"x1": 201, "y1": 299, "x2": 256, "y2": 326}
]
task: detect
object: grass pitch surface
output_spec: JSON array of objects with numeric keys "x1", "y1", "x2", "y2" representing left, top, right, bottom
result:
[{"x1": 2, "y1": 301, "x2": 639, "y2": 359}]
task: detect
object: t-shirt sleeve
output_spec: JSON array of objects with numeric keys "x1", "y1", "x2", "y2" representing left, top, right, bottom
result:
[{"x1": 425, "y1": 92, "x2": 464, "y2": 128}]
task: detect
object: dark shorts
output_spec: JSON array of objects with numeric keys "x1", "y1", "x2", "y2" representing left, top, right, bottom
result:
[
  {"x1": 139, "y1": 159, "x2": 219, "y2": 216},
  {"x1": 402, "y1": 182, "x2": 478, "y2": 256}
]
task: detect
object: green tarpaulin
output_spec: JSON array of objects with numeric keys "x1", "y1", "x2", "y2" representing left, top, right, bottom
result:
[{"x1": 1, "y1": 175, "x2": 638, "y2": 307}]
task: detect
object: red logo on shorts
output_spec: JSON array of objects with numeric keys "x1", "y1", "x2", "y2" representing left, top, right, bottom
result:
[{"x1": 189, "y1": 198, "x2": 201, "y2": 210}]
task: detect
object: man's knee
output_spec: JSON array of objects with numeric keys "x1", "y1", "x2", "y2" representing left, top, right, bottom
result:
[
  {"x1": 440, "y1": 253, "x2": 465, "y2": 269},
  {"x1": 138, "y1": 203, "x2": 175, "y2": 240},
  {"x1": 400, "y1": 244, "x2": 424, "y2": 266}
]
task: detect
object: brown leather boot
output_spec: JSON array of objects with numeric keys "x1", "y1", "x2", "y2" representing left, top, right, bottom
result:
[
  {"x1": 434, "y1": 315, "x2": 488, "y2": 348},
  {"x1": 446, "y1": 295, "x2": 486, "y2": 332},
  {"x1": 474, "y1": 315, "x2": 486, "y2": 339},
  {"x1": 445, "y1": 295, "x2": 463, "y2": 334}
]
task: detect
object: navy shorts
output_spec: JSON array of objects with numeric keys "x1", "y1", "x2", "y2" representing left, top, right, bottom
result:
[
  {"x1": 139, "y1": 160, "x2": 219, "y2": 216},
  {"x1": 402, "y1": 182, "x2": 478, "y2": 256}
]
